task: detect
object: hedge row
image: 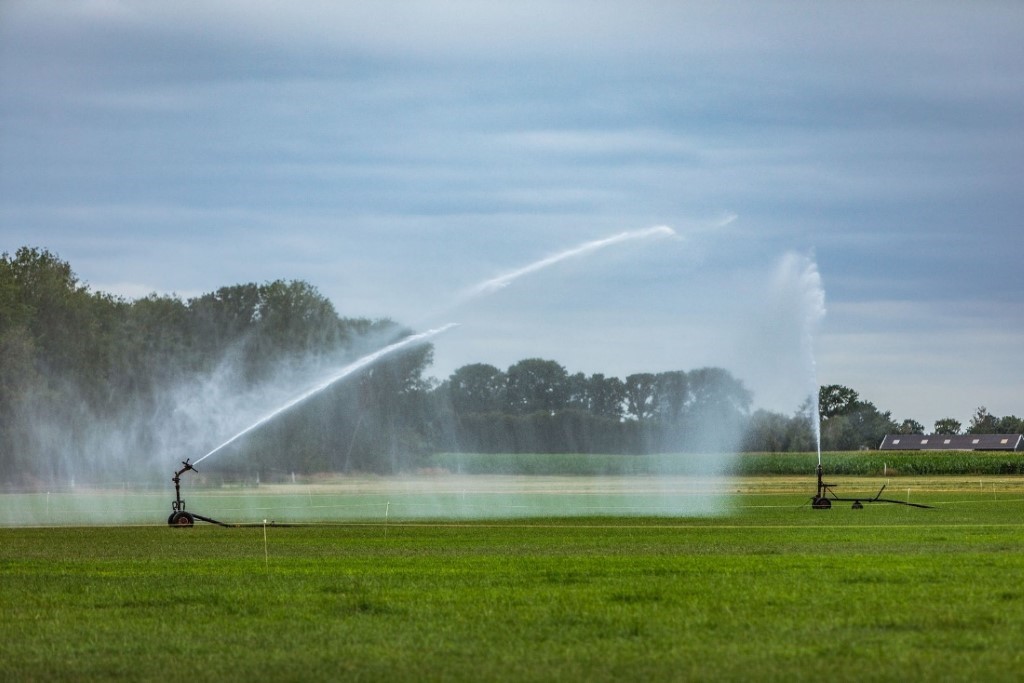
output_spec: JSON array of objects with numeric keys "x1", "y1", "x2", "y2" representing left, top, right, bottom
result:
[{"x1": 427, "y1": 451, "x2": 1024, "y2": 477}]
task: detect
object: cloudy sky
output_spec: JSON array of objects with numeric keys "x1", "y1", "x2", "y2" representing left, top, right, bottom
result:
[{"x1": 2, "y1": 1, "x2": 1022, "y2": 430}]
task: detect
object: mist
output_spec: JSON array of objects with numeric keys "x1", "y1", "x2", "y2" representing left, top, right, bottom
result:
[{"x1": 0, "y1": 236, "x2": 829, "y2": 526}]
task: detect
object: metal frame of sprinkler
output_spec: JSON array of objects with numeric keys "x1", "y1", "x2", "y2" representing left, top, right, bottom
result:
[
  {"x1": 810, "y1": 463, "x2": 932, "y2": 510},
  {"x1": 169, "y1": 460, "x2": 232, "y2": 527}
]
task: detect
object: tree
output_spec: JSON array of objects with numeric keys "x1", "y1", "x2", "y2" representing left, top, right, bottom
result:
[
  {"x1": 816, "y1": 384, "x2": 896, "y2": 450},
  {"x1": 254, "y1": 279, "x2": 347, "y2": 357},
  {"x1": 653, "y1": 371, "x2": 689, "y2": 423},
  {"x1": 680, "y1": 367, "x2": 752, "y2": 452},
  {"x1": 742, "y1": 409, "x2": 798, "y2": 452},
  {"x1": 968, "y1": 406, "x2": 999, "y2": 434},
  {"x1": 623, "y1": 373, "x2": 658, "y2": 420},
  {"x1": 964, "y1": 409, "x2": 1023, "y2": 435},
  {"x1": 820, "y1": 399, "x2": 896, "y2": 450},
  {"x1": 897, "y1": 419, "x2": 925, "y2": 435},
  {"x1": 112, "y1": 293, "x2": 192, "y2": 397},
  {"x1": 445, "y1": 363, "x2": 507, "y2": 415},
  {"x1": 688, "y1": 368, "x2": 752, "y2": 418},
  {"x1": 996, "y1": 415, "x2": 1024, "y2": 434},
  {"x1": 818, "y1": 384, "x2": 860, "y2": 420},
  {"x1": 505, "y1": 359, "x2": 569, "y2": 415},
  {"x1": 187, "y1": 283, "x2": 261, "y2": 355},
  {"x1": 934, "y1": 418, "x2": 962, "y2": 435},
  {"x1": 586, "y1": 374, "x2": 626, "y2": 421},
  {"x1": 0, "y1": 248, "x2": 128, "y2": 478},
  {"x1": 564, "y1": 372, "x2": 591, "y2": 412}
]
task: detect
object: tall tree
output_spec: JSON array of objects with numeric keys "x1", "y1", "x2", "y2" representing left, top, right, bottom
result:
[
  {"x1": 680, "y1": 367, "x2": 752, "y2": 452},
  {"x1": 623, "y1": 373, "x2": 658, "y2": 420},
  {"x1": 687, "y1": 367, "x2": 752, "y2": 417},
  {"x1": 967, "y1": 406, "x2": 1000, "y2": 434},
  {"x1": 445, "y1": 363, "x2": 507, "y2": 415},
  {"x1": 897, "y1": 419, "x2": 925, "y2": 435},
  {"x1": 586, "y1": 374, "x2": 626, "y2": 421},
  {"x1": 505, "y1": 359, "x2": 569, "y2": 415},
  {"x1": 820, "y1": 398, "x2": 896, "y2": 450},
  {"x1": 996, "y1": 415, "x2": 1024, "y2": 434},
  {"x1": 254, "y1": 279, "x2": 348, "y2": 357},
  {"x1": 818, "y1": 384, "x2": 860, "y2": 420},
  {"x1": 653, "y1": 371, "x2": 689, "y2": 423}
]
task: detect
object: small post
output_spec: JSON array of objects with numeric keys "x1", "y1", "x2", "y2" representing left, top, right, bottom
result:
[{"x1": 263, "y1": 519, "x2": 269, "y2": 572}]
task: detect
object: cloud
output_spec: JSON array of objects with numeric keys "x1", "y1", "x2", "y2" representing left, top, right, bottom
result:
[{"x1": 1, "y1": 0, "x2": 1022, "y2": 432}]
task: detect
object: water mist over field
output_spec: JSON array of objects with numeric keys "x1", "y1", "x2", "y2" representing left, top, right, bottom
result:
[
  {"x1": 0, "y1": 229, "x2": 829, "y2": 526},
  {"x1": 194, "y1": 324, "x2": 458, "y2": 467}
]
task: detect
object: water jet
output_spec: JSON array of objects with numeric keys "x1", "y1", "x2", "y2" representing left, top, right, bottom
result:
[
  {"x1": 193, "y1": 323, "x2": 458, "y2": 468},
  {"x1": 168, "y1": 324, "x2": 457, "y2": 525}
]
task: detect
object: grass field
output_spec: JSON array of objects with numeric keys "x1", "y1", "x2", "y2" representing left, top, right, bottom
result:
[{"x1": 3, "y1": 475, "x2": 1024, "y2": 681}]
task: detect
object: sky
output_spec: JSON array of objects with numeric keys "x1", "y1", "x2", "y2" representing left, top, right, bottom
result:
[{"x1": 1, "y1": 1, "x2": 1022, "y2": 431}]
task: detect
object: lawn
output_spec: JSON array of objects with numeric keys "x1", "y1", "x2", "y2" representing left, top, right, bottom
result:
[{"x1": 2, "y1": 478, "x2": 1024, "y2": 681}]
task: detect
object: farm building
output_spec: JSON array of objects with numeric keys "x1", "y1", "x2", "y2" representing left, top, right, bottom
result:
[{"x1": 879, "y1": 434, "x2": 1023, "y2": 451}]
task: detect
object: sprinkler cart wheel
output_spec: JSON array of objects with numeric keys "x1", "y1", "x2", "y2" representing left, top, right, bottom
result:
[
  {"x1": 170, "y1": 511, "x2": 195, "y2": 527},
  {"x1": 811, "y1": 496, "x2": 831, "y2": 510}
]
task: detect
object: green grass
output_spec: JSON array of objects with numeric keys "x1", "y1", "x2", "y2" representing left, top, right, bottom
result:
[{"x1": 3, "y1": 485, "x2": 1024, "y2": 681}]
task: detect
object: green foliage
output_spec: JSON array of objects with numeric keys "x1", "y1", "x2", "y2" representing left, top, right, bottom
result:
[
  {"x1": 441, "y1": 365, "x2": 754, "y2": 455},
  {"x1": 0, "y1": 247, "x2": 432, "y2": 484},
  {"x1": 818, "y1": 384, "x2": 897, "y2": 450},
  {"x1": 429, "y1": 451, "x2": 1024, "y2": 477},
  {"x1": 445, "y1": 363, "x2": 507, "y2": 414},
  {"x1": 505, "y1": 358, "x2": 570, "y2": 414},
  {"x1": 735, "y1": 451, "x2": 1024, "y2": 476},
  {"x1": 429, "y1": 451, "x2": 730, "y2": 475},
  {"x1": 897, "y1": 418, "x2": 924, "y2": 434},
  {"x1": 966, "y1": 406, "x2": 1024, "y2": 435},
  {"x1": 818, "y1": 383, "x2": 860, "y2": 418},
  {"x1": 3, "y1": 499, "x2": 1024, "y2": 681}
]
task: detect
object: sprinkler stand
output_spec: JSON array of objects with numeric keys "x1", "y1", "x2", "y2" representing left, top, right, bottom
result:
[
  {"x1": 810, "y1": 463, "x2": 932, "y2": 510},
  {"x1": 168, "y1": 459, "x2": 232, "y2": 527}
]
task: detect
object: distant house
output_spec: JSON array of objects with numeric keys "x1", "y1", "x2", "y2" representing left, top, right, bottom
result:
[{"x1": 879, "y1": 434, "x2": 1023, "y2": 451}]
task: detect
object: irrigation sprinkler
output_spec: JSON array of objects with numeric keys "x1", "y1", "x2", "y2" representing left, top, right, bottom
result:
[
  {"x1": 168, "y1": 459, "x2": 232, "y2": 527},
  {"x1": 810, "y1": 463, "x2": 932, "y2": 510}
]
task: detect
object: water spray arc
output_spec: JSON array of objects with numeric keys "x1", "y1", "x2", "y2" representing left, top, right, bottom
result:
[
  {"x1": 168, "y1": 323, "x2": 457, "y2": 526},
  {"x1": 193, "y1": 323, "x2": 458, "y2": 467},
  {"x1": 462, "y1": 225, "x2": 676, "y2": 299},
  {"x1": 166, "y1": 225, "x2": 682, "y2": 525}
]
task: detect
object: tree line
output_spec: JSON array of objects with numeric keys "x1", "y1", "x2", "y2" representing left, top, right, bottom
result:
[{"x1": 1, "y1": 247, "x2": 1020, "y2": 485}]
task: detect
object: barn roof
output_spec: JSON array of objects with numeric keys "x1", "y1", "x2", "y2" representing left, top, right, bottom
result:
[{"x1": 879, "y1": 434, "x2": 1023, "y2": 451}]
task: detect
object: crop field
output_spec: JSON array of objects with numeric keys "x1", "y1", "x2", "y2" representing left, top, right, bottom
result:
[{"x1": 3, "y1": 474, "x2": 1024, "y2": 681}]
